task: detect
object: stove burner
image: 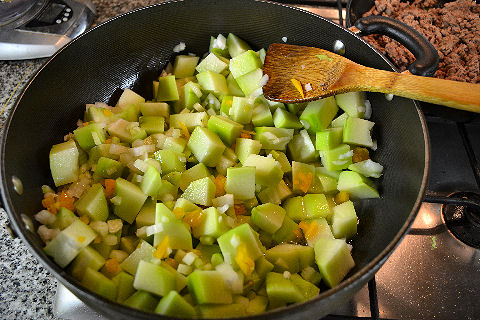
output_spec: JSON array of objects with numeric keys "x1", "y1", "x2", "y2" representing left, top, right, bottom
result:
[{"x1": 441, "y1": 192, "x2": 480, "y2": 249}]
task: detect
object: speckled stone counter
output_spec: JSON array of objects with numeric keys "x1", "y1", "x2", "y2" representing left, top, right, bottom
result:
[{"x1": 0, "y1": 1, "x2": 161, "y2": 318}]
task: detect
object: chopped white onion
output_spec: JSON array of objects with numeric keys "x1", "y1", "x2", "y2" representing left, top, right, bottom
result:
[
  {"x1": 173, "y1": 42, "x2": 186, "y2": 52},
  {"x1": 90, "y1": 221, "x2": 109, "y2": 237},
  {"x1": 300, "y1": 120, "x2": 310, "y2": 129},
  {"x1": 110, "y1": 195, "x2": 122, "y2": 206},
  {"x1": 283, "y1": 271, "x2": 291, "y2": 279},
  {"x1": 104, "y1": 234, "x2": 118, "y2": 246},
  {"x1": 182, "y1": 252, "x2": 198, "y2": 265},
  {"x1": 131, "y1": 144, "x2": 155, "y2": 156},
  {"x1": 91, "y1": 132, "x2": 102, "y2": 146},
  {"x1": 193, "y1": 102, "x2": 205, "y2": 112},
  {"x1": 109, "y1": 144, "x2": 130, "y2": 155},
  {"x1": 217, "y1": 205, "x2": 229, "y2": 214},
  {"x1": 207, "y1": 108, "x2": 217, "y2": 116},
  {"x1": 301, "y1": 65, "x2": 305, "y2": 70},
  {"x1": 146, "y1": 223, "x2": 164, "y2": 236},
  {"x1": 282, "y1": 36, "x2": 288, "y2": 42},
  {"x1": 332, "y1": 160, "x2": 348, "y2": 165},
  {"x1": 133, "y1": 159, "x2": 149, "y2": 173},
  {"x1": 338, "y1": 150, "x2": 354, "y2": 160},
  {"x1": 213, "y1": 34, "x2": 227, "y2": 50},
  {"x1": 364, "y1": 100, "x2": 372, "y2": 119},
  {"x1": 37, "y1": 225, "x2": 60, "y2": 244},
  {"x1": 177, "y1": 263, "x2": 193, "y2": 275},
  {"x1": 304, "y1": 83, "x2": 312, "y2": 91},
  {"x1": 371, "y1": 139, "x2": 378, "y2": 151},
  {"x1": 212, "y1": 194, "x2": 234, "y2": 208},
  {"x1": 259, "y1": 74, "x2": 269, "y2": 87},
  {"x1": 136, "y1": 226, "x2": 147, "y2": 238},
  {"x1": 385, "y1": 93, "x2": 394, "y2": 101}
]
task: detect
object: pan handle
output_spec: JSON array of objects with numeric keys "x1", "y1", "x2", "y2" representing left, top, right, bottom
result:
[{"x1": 353, "y1": 15, "x2": 439, "y2": 77}]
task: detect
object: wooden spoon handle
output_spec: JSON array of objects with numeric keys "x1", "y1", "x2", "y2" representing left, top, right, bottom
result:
[{"x1": 347, "y1": 65, "x2": 480, "y2": 113}]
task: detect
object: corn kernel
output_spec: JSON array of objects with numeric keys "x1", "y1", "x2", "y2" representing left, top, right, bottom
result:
[{"x1": 335, "y1": 191, "x2": 350, "y2": 204}]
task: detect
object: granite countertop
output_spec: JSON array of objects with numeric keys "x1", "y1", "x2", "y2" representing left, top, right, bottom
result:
[{"x1": 0, "y1": 1, "x2": 161, "y2": 318}]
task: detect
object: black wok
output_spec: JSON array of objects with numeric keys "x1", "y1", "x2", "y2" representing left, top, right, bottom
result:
[{"x1": 0, "y1": 0, "x2": 432, "y2": 318}]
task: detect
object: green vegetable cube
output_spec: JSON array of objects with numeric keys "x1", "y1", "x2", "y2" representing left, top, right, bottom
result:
[
  {"x1": 94, "y1": 157, "x2": 124, "y2": 180},
  {"x1": 288, "y1": 130, "x2": 318, "y2": 163},
  {"x1": 290, "y1": 273, "x2": 320, "y2": 300},
  {"x1": 133, "y1": 260, "x2": 176, "y2": 296},
  {"x1": 139, "y1": 116, "x2": 165, "y2": 134},
  {"x1": 196, "y1": 52, "x2": 229, "y2": 74},
  {"x1": 299, "y1": 97, "x2": 339, "y2": 133},
  {"x1": 181, "y1": 177, "x2": 216, "y2": 206},
  {"x1": 335, "y1": 91, "x2": 366, "y2": 118},
  {"x1": 343, "y1": 117, "x2": 375, "y2": 148},
  {"x1": 314, "y1": 237, "x2": 355, "y2": 288},
  {"x1": 68, "y1": 246, "x2": 105, "y2": 281},
  {"x1": 192, "y1": 207, "x2": 231, "y2": 241},
  {"x1": 235, "y1": 138, "x2": 262, "y2": 165},
  {"x1": 156, "y1": 75, "x2": 179, "y2": 101},
  {"x1": 187, "y1": 127, "x2": 226, "y2": 167},
  {"x1": 331, "y1": 200, "x2": 357, "y2": 239},
  {"x1": 226, "y1": 73, "x2": 245, "y2": 97},
  {"x1": 140, "y1": 165, "x2": 162, "y2": 197},
  {"x1": 268, "y1": 150, "x2": 291, "y2": 173},
  {"x1": 266, "y1": 272, "x2": 304, "y2": 304},
  {"x1": 257, "y1": 180, "x2": 292, "y2": 205},
  {"x1": 225, "y1": 167, "x2": 255, "y2": 200},
  {"x1": 44, "y1": 219, "x2": 97, "y2": 268},
  {"x1": 154, "y1": 149, "x2": 186, "y2": 174},
  {"x1": 208, "y1": 115, "x2": 243, "y2": 146},
  {"x1": 229, "y1": 97, "x2": 254, "y2": 124},
  {"x1": 273, "y1": 108, "x2": 302, "y2": 129},
  {"x1": 50, "y1": 207, "x2": 76, "y2": 230},
  {"x1": 179, "y1": 163, "x2": 211, "y2": 191},
  {"x1": 170, "y1": 112, "x2": 208, "y2": 131},
  {"x1": 291, "y1": 161, "x2": 316, "y2": 194},
  {"x1": 116, "y1": 88, "x2": 145, "y2": 111},
  {"x1": 81, "y1": 267, "x2": 117, "y2": 301},
  {"x1": 155, "y1": 291, "x2": 196, "y2": 318},
  {"x1": 188, "y1": 270, "x2": 233, "y2": 304},
  {"x1": 265, "y1": 244, "x2": 314, "y2": 274},
  {"x1": 226, "y1": 33, "x2": 251, "y2": 58},
  {"x1": 123, "y1": 291, "x2": 158, "y2": 312},
  {"x1": 319, "y1": 144, "x2": 352, "y2": 171},
  {"x1": 303, "y1": 194, "x2": 330, "y2": 219},
  {"x1": 107, "y1": 119, "x2": 147, "y2": 144},
  {"x1": 303, "y1": 218, "x2": 334, "y2": 247},
  {"x1": 331, "y1": 112, "x2": 349, "y2": 128},
  {"x1": 272, "y1": 215, "x2": 298, "y2": 244},
  {"x1": 252, "y1": 102, "x2": 274, "y2": 127},
  {"x1": 112, "y1": 271, "x2": 135, "y2": 303},
  {"x1": 235, "y1": 68, "x2": 263, "y2": 96},
  {"x1": 337, "y1": 170, "x2": 379, "y2": 199},
  {"x1": 119, "y1": 240, "x2": 155, "y2": 275},
  {"x1": 243, "y1": 154, "x2": 283, "y2": 187},
  {"x1": 254, "y1": 127, "x2": 294, "y2": 150},
  {"x1": 173, "y1": 55, "x2": 199, "y2": 78},
  {"x1": 217, "y1": 223, "x2": 264, "y2": 266},
  {"x1": 251, "y1": 203, "x2": 286, "y2": 234},
  {"x1": 74, "y1": 123, "x2": 106, "y2": 151},
  {"x1": 49, "y1": 140, "x2": 79, "y2": 187},
  {"x1": 75, "y1": 183, "x2": 109, "y2": 221},
  {"x1": 229, "y1": 50, "x2": 262, "y2": 79},
  {"x1": 316, "y1": 127, "x2": 343, "y2": 151},
  {"x1": 113, "y1": 178, "x2": 147, "y2": 224},
  {"x1": 196, "y1": 71, "x2": 228, "y2": 95}
]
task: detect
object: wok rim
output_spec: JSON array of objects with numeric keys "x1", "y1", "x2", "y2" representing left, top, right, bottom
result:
[{"x1": 0, "y1": 0, "x2": 430, "y2": 318}]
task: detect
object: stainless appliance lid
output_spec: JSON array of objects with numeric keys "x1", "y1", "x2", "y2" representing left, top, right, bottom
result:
[{"x1": 0, "y1": 0, "x2": 48, "y2": 30}]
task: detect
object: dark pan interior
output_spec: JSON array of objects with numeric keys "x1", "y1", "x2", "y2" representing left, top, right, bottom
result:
[{"x1": 1, "y1": 0, "x2": 427, "y2": 318}]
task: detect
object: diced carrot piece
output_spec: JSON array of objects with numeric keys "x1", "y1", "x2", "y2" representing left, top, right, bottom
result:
[
  {"x1": 335, "y1": 191, "x2": 350, "y2": 204},
  {"x1": 58, "y1": 191, "x2": 75, "y2": 211},
  {"x1": 104, "y1": 179, "x2": 116, "y2": 198},
  {"x1": 240, "y1": 130, "x2": 255, "y2": 139},
  {"x1": 42, "y1": 195, "x2": 57, "y2": 214},
  {"x1": 173, "y1": 207, "x2": 186, "y2": 219},
  {"x1": 105, "y1": 258, "x2": 120, "y2": 274},
  {"x1": 177, "y1": 121, "x2": 190, "y2": 139},
  {"x1": 234, "y1": 204, "x2": 246, "y2": 216},
  {"x1": 235, "y1": 243, "x2": 255, "y2": 277},
  {"x1": 291, "y1": 78, "x2": 305, "y2": 99},
  {"x1": 183, "y1": 209, "x2": 203, "y2": 228},
  {"x1": 103, "y1": 109, "x2": 113, "y2": 117},
  {"x1": 154, "y1": 236, "x2": 170, "y2": 259},
  {"x1": 214, "y1": 174, "x2": 227, "y2": 197},
  {"x1": 105, "y1": 138, "x2": 112, "y2": 144},
  {"x1": 293, "y1": 171, "x2": 313, "y2": 193},
  {"x1": 165, "y1": 257, "x2": 178, "y2": 269}
]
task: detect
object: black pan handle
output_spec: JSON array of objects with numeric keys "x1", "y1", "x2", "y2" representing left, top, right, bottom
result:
[{"x1": 354, "y1": 15, "x2": 439, "y2": 77}]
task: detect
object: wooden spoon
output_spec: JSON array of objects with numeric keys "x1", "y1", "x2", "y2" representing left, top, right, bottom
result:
[{"x1": 262, "y1": 43, "x2": 480, "y2": 113}]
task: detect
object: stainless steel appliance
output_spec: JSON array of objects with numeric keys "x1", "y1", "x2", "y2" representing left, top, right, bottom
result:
[{"x1": 0, "y1": 0, "x2": 95, "y2": 60}]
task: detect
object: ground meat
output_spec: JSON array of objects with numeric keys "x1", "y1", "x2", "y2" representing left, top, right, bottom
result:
[{"x1": 361, "y1": 0, "x2": 480, "y2": 83}]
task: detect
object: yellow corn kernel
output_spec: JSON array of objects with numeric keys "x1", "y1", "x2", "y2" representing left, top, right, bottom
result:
[
  {"x1": 173, "y1": 207, "x2": 186, "y2": 219},
  {"x1": 154, "y1": 236, "x2": 170, "y2": 259},
  {"x1": 291, "y1": 78, "x2": 305, "y2": 98},
  {"x1": 335, "y1": 191, "x2": 350, "y2": 204},
  {"x1": 235, "y1": 243, "x2": 255, "y2": 277},
  {"x1": 214, "y1": 174, "x2": 227, "y2": 197},
  {"x1": 183, "y1": 209, "x2": 203, "y2": 228}
]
